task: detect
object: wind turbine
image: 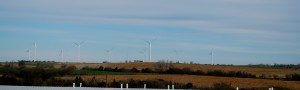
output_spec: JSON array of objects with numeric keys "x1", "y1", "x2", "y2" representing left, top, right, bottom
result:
[
  {"x1": 60, "y1": 49, "x2": 63, "y2": 62},
  {"x1": 144, "y1": 38, "x2": 157, "y2": 62},
  {"x1": 33, "y1": 42, "x2": 37, "y2": 61},
  {"x1": 139, "y1": 48, "x2": 147, "y2": 62},
  {"x1": 139, "y1": 51, "x2": 144, "y2": 62},
  {"x1": 126, "y1": 50, "x2": 129, "y2": 62},
  {"x1": 174, "y1": 50, "x2": 179, "y2": 61},
  {"x1": 105, "y1": 48, "x2": 113, "y2": 62},
  {"x1": 26, "y1": 49, "x2": 31, "y2": 60},
  {"x1": 74, "y1": 40, "x2": 85, "y2": 62},
  {"x1": 210, "y1": 50, "x2": 214, "y2": 65}
]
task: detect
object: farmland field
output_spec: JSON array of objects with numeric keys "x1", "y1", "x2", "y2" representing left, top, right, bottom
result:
[
  {"x1": 58, "y1": 74, "x2": 300, "y2": 90},
  {"x1": 55, "y1": 62, "x2": 299, "y2": 78},
  {"x1": 51, "y1": 62, "x2": 300, "y2": 89},
  {"x1": 1, "y1": 62, "x2": 300, "y2": 89},
  {"x1": 73, "y1": 70, "x2": 132, "y2": 75}
]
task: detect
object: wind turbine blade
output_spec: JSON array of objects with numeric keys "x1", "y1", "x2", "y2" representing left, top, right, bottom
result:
[
  {"x1": 74, "y1": 42, "x2": 79, "y2": 46},
  {"x1": 33, "y1": 42, "x2": 37, "y2": 48},
  {"x1": 60, "y1": 49, "x2": 63, "y2": 55},
  {"x1": 151, "y1": 38, "x2": 157, "y2": 42},
  {"x1": 80, "y1": 40, "x2": 86, "y2": 45},
  {"x1": 174, "y1": 50, "x2": 178, "y2": 53},
  {"x1": 110, "y1": 48, "x2": 114, "y2": 51},
  {"x1": 144, "y1": 40, "x2": 150, "y2": 44}
]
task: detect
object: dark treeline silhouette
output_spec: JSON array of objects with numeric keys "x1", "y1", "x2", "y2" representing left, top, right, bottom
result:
[
  {"x1": 0, "y1": 61, "x2": 295, "y2": 89},
  {"x1": 285, "y1": 73, "x2": 300, "y2": 81},
  {"x1": 18, "y1": 60, "x2": 56, "y2": 64},
  {"x1": 86, "y1": 66, "x2": 256, "y2": 79},
  {"x1": 87, "y1": 65, "x2": 300, "y2": 81},
  {"x1": 0, "y1": 63, "x2": 76, "y2": 86},
  {"x1": 2, "y1": 61, "x2": 300, "y2": 81},
  {"x1": 246, "y1": 64, "x2": 300, "y2": 70}
]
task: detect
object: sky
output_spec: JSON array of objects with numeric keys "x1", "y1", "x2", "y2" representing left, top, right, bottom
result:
[{"x1": 0, "y1": 0, "x2": 300, "y2": 65}]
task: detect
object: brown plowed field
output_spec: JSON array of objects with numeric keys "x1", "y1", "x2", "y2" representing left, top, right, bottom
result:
[
  {"x1": 56, "y1": 62, "x2": 299, "y2": 77},
  {"x1": 54, "y1": 62, "x2": 300, "y2": 89},
  {"x1": 60, "y1": 74, "x2": 300, "y2": 89}
]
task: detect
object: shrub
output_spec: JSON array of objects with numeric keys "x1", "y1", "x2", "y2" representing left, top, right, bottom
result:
[
  {"x1": 60, "y1": 64, "x2": 67, "y2": 68},
  {"x1": 104, "y1": 67, "x2": 113, "y2": 71},
  {"x1": 155, "y1": 60, "x2": 173, "y2": 73},
  {"x1": 75, "y1": 76, "x2": 85, "y2": 87},
  {"x1": 286, "y1": 73, "x2": 300, "y2": 81},
  {"x1": 98, "y1": 66, "x2": 104, "y2": 71},
  {"x1": 259, "y1": 74, "x2": 266, "y2": 79},
  {"x1": 117, "y1": 67, "x2": 128, "y2": 72},
  {"x1": 113, "y1": 67, "x2": 119, "y2": 72},
  {"x1": 86, "y1": 76, "x2": 98, "y2": 87},
  {"x1": 207, "y1": 70, "x2": 225, "y2": 76},
  {"x1": 0, "y1": 74, "x2": 19, "y2": 85},
  {"x1": 36, "y1": 62, "x2": 54, "y2": 69},
  {"x1": 59, "y1": 65, "x2": 76, "y2": 76},
  {"x1": 46, "y1": 78, "x2": 72, "y2": 86},
  {"x1": 141, "y1": 68, "x2": 153, "y2": 73},
  {"x1": 185, "y1": 82, "x2": 193, "y2": 89},
  {"x1": 182, "y1": 67, "x2": 193, "y2": 74},
  {"x1": 212, "y1": 82, "x2": 234, "y2": 90},
  {"x1": 130, "y1": 68, "x2": 140, "y2": 73},
  {"x1": 18, "y1": 60, "x2": 26, "y2": 68},
  {"x1": 193, "y1": 70, "x2": 205, "y2": 75}
]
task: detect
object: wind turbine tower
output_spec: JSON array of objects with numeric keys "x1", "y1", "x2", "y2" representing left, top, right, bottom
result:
[
  {"x1": 60, "y1": 49, "x2": 64, "y2": 62},
  {"x1": 139, "y1": 48, "x2": 147, "y2": 62},
  {"x1": 27, "y1": 50, "x2": 31, "y2": 60},
  {"x1": 139, "y1": 51, "x2": 145, "y2": 62},
  {"x1": 174, "y1": 50, "x2": 179, "y2": 61},
  {"x1": 33, "y1": 42, "x2": 37, "y2": 61},
  {"x1": 210, "y1": 50, "x2": 214, "y2": 65},
  {"x1": 144, "y1": 39, "x2": 156, "y2": 62},
  {"x1": 74, "y1": 40, "x2": 85, "y2": 62},
  {"x1": 105, "y1": 48, "x2": 113, "y2": 62}
]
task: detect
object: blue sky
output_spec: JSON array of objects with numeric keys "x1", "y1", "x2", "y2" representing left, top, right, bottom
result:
[{"x1": 0, "y1": 0, "x2": 300, "y2": 64}]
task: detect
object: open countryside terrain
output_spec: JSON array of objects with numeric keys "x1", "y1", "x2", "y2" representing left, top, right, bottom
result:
[
  {"x1": 54, "y1": 62, "x2": 299, "y2": 78},
  {"x1": 1, "y1": 62, "x2": 300, "y2": 89},
  {"x1": 70, "y1": 75, "x2": 300, "y2": 89},
  {"x1": 52, "y1": 62, "x2": 300, "y2": 89}
]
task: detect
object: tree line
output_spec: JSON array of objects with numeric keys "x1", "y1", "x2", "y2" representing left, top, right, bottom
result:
[
  {"x1": 0, "y1": 61, "x2": 295, "y2": 89},
  {"x1": 83, "y1": 65, "x2": 300, "y2": 81},
  {"x1": 82, "y1": 66, "x2": 256, "y2": 78},
  {"x1": 80, "y1": 62, "x2": 300, "y2": 81},
  {"x1": 245, "y1": 64, "x2": 300, "y2": 69},
  {"x1": 0, "y1": 63, "x2": 76, "y2": 86}
]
